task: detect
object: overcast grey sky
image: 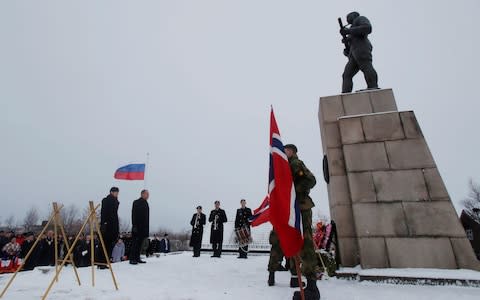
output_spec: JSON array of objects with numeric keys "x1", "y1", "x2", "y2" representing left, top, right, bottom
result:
[{"x1": 1, "y1": 0, "x2": 479, "y2": 232}]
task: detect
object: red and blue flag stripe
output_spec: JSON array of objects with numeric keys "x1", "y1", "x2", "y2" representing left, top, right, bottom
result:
[
  {"x1": 249, "y1": 196, "x2": 270, "y2": 227},
  {"x1": 114, "y1": 164, "x2": 145, "y2": 180}
]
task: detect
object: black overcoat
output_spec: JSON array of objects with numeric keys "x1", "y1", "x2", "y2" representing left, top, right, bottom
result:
[
  {"x1": 189, "y1": 213, "x2": 206, "y2": 247},
  {"x1": 132, "y1": 197, "x2": 150, "y2": 238},
  {"x1": 100, "y1": 194, "x2": 120, "y2": 241},
  {"x1": 209, "y1": 209, "x2": 227, "y2": 243}
]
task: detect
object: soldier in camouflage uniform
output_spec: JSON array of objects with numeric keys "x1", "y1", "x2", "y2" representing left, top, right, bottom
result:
[{"x1": 284, "y1": 144, "x2": 320, "y2": 300}]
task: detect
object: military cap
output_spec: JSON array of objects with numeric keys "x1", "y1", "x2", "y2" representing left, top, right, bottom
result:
[{"x1": 284, "y1": 144, "x2": 298, "y2": 153}]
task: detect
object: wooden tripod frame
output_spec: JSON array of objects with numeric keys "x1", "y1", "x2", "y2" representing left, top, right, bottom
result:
[
  {"x1": 0, "y1": 202, "x2": 81, "y2": 298},
  {"x1": 0, "y1": 201, "x2": 119, "y2": 300}
]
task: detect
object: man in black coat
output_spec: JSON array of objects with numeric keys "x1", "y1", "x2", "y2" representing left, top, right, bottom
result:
[
  {"x1": 20, "y1": 232, "x2": 38, "y2": 270},
  {"x1": 74, "y1": 234, "x2": 89, "y2": 267},
  {"x1": 99, "y1": 187, "x2": 120, "y2": 269},
  {"x1": 148, "y1": 234, "x2": 161, "y2": 255},
  {"x1": 130, "y1": 189, "x2": 150, "y2": 265},
  {"x1": 234, "y1": 199, "x2": 252, "y2": 259},
  {"x1": 209, "y1": 201, "x2": 227, "y2": 258},
  {"x1": 190, "y1": 206, "x2": 206, "y2": 257},
  {"x1": 159, "y1": 233, "x2": 170, "y2": 254},
  {"x1": 38, "y1": 231, "x2": 55, "y2": 266}
]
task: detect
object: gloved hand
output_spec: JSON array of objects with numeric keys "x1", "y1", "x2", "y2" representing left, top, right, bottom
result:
[
  {"x1": 82, "y1": 250, "x2": 87, "y2": 256},
  {"x1": 340, "y1": 27, "x2": 350, "y2": 36},
  {"x1": 343, "y1": 48, "x2": 350, "y2": 57}
]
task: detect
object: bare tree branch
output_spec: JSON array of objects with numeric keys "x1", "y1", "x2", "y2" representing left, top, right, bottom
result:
[
  {"x1": 119, "y1": 217, "x2": 131, "y2": 233},
  {"x1": 5, "y1": 215, "x2": 16, "y2": 231},
  {"x1": 23, "y1": 207, "x2": 39, "y2": 232},
  {"x1": 461, "y1": 179, "x2": 480, "y2": 223},
  {"x1": 60, "y1": 204, "x2": 82, "y2": 235}
]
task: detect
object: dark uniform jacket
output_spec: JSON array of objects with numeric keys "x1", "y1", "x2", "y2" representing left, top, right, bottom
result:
[
  {"x1": 288, "y1": 154, "x2": 317, "y2": 210},
  {"x1": 190, "y1": 213, "x2": 206, "y2": 247},
  {"x1": 209, "y1": 209, "x2": 227, "y2": 243},
  {"x1": 160, "y1": 238, "x2": 170, "y2": 253},
  {"x1": 132, "y1": 197, "x2": 150, "y2": 238},
  {"x1": 38, "y1": 237, "x2": 55, "y2": 266},
  {"x1": 100, "y1": 194, "x2": 120, "y2": 241},
  {"x1": 234, "y1": 207, "x2": 252, "y2": 229}
]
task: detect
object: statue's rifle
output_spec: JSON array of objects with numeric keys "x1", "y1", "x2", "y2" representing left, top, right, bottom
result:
[{"x1": 338, "y1": 17, "x2": 350, "y2": 56}]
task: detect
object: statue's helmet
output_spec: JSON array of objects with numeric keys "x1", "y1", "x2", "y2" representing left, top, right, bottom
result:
[{"x1": 346, "y1": 11, "x2": 360, "y2": 24}]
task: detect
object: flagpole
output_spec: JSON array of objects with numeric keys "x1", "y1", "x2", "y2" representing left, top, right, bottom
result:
[
  {"x1": 144, "y1": 152, "x2": 149, "y2": 189},
  {"x1": 294, "y1": 255, "x2": 306, "y2": 300}
]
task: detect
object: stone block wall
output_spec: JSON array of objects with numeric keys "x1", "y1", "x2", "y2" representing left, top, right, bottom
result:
[{"x1": 318, "y1": 89, "x2": 480, "y2": 270}]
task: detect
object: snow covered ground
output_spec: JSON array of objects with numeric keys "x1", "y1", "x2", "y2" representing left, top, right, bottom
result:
[{"x1": 0, "y1": 252, "x2": 479, "y2": 300}]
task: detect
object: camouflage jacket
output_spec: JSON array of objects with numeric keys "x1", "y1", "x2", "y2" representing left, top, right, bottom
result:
[{"x1": 288, "y1": 154, "x2": 316, "y2": 210}]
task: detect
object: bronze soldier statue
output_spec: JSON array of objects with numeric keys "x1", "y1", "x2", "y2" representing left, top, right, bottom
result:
[{"x1": 339, "y1": 11, "x2": 378, "y2": 93}]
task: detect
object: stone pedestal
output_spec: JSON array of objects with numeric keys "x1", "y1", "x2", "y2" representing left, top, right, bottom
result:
[{"x1": 318, "y1": 89, "x2": 480, "y2": 270}]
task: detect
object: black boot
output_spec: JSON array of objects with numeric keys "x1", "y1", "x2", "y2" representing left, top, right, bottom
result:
[
  {"x1": 290, "y1": 276, "x2": 305, "y2": 288},
  {"x1": 268, "y1": 272, "x2": 275, "y2": 286},
  {"x1": 292, "y1": 278, "x2": 320, "y2": 300}
]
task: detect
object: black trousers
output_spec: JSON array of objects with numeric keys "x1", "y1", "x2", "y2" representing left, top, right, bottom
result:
[
  {"x1": 193, "y1": 243, "x2": 201, "y2": 257},
  {"x1": 98, "y1": 236, "x2": 115, "y2": 264},
  {"x1": 129, "y1": 235, "x2": 144, "y2": 262},
  {"x1": 212, "y1": 242, "x2": 223, "y2": 257},
  {"x1": 238, "y1": 245, "x2": 248, "y2": 258}
]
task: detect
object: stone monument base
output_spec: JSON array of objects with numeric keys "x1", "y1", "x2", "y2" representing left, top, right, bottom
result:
[{"x1": 318, "y1": 89, "x2": 480, "y2": 271}]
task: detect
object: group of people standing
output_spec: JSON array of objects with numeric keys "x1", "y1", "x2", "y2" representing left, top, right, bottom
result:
[
  {"x1": 189, "y1": 199, "x2": 252, "y2": 259},
  {"x1": 99, "y1": 187, "x2": 151, "y2": 267},
  {"x1": 188, "y1": 143, "x2": 320, "y2": 300}
]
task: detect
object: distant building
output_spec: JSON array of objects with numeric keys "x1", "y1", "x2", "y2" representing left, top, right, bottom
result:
[{"x1": 460, "y1": 210, "x2": 480, "y2": 260}]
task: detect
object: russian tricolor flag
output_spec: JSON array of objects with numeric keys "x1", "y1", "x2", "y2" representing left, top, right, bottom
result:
[{"x1": 114, "y1": 164, "x2": 145, "y2": 180}]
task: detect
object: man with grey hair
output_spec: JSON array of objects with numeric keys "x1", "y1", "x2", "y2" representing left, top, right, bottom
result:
[{"x1": 130, "y1": 189, "x2": 150, "y2": 265}]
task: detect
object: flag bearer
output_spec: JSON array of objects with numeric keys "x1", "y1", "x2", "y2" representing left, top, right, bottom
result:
[{"x1": 284, "y1": 144, "x2": 320, "y2": 300}]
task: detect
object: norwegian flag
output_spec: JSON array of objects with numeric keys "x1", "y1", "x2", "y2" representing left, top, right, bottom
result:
[
  {"x1": 249, "y1": 195, "x2": 270, "y2": 227},
  {"x1": 268, "y1": 108, "x2": 303, "y2": 257}
]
